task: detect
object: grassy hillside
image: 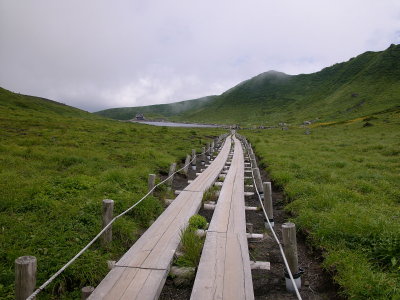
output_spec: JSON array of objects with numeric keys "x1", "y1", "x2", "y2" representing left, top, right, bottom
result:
[
  {"x1": 178, "y1": 44, "x2": 400, "y2": 125},
  {"x1": 95, "y1": 95, "x2": 217, "y2": 121},
  {"x1": 243, "y1": 110, "x2": 400, "y2": 299},
  {"x1": 100, "y1": 44, "x2": 400, "y2": 125},
  {"x1": 0, "y1": 88, "x2": 223, "y2": 299}
]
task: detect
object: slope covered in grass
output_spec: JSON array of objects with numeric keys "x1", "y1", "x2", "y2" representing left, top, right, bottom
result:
[
  {"x1": 177, "y1": 44, "x2": 400, "y2": 125},
  {"x1": 243, "y1": 110, "x2": 400, "y2": 299},
  {"x1": 100, "y1": 44, "x2": 400, "y2": 126},
  {"x1": 95, "y1": 95, "x2": 217, "y2": 121},
  {"x1": 0, "y1": 88, "x2": 223, "y2": 299}
]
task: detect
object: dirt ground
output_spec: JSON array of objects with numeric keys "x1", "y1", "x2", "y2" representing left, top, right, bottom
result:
[{"x1": 159, "y1": 145, "x2": 343, "y2": 300}]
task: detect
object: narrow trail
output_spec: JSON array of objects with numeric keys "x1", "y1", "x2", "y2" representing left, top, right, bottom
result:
[{"x1": 88, "y1": 133, "x2": 340, "y2": 300}]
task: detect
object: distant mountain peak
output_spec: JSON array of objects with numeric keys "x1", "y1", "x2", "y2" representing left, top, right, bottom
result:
[{"x1": 259, "y1": 70, "x2": 289, "y2": 77}]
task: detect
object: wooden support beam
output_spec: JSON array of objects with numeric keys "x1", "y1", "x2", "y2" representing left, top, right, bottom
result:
[
  {"x1": 246, "y1": 233, "x2": 263, "y2": 239},
  {"x1": 250, "y1": 261, "x2": 270, "y2": 270},
  {"x1": 244, "y1": 191, "x2": 254, "y2": 196}
]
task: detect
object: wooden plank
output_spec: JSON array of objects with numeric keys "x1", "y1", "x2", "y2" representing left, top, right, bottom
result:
[
  {"x1": 190, "y1": 232, "x2": 226, "y2": 300},
  {"x1": 191, "y1": 135, "x2": 254, "y2": 300},
  {"x1": 90, "y1": 137, "x2": 232, "y2": 299}
]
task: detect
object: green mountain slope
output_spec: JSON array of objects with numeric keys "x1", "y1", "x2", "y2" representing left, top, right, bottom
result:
[
  {"x1": 98, "y1": 44, "x2": 400, "y2": 125},
  {"x1": 0, "y1": 87, "x2": 96, "y2": 119},
  {"x1": 95, "y1": 95, "x2": 217, "y2": 120},
  {"x1": 177, "y1": 44, "x2": 400, "y2": 125},
  {"x1": 0, "y1": 88, "x2": 222, "y2": 298}
]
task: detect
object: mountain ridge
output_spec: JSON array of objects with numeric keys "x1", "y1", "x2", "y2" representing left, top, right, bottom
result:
[{"x1": 95, "y1": 44, "x2": 400, "y2": 125}]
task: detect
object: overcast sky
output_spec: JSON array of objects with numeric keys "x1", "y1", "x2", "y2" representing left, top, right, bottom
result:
[{"x1": 1, "y1": 1, "x2": 400, "y2": 112}]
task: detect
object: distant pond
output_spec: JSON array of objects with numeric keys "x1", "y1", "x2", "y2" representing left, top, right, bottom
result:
[{"x1": 134, "y1": 121, "x2": 221, "y2": 128}]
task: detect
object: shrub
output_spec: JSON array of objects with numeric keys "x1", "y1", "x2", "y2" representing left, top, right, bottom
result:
[{"x1": 188, "y1": 214, "x2": 207, "y2": 230}]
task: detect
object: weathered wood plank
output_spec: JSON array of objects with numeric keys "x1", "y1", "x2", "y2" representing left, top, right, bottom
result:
[
  {"x1": 191, "y1": 135, "x2": 254, "y2": 300},
  {"x1": 89, "y1": 137, "x2": 232, "y2": 299}
]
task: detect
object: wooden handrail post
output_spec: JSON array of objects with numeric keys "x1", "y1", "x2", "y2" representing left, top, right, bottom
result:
[
  {"x1": 148, "y1": 174, "x2": 156, "y2": 195},
  {"x1": 262, "y1": 182, "x2": 274, "y2": 227},
  {"x1": 81, "y1": 286, "x2": 94, "y2": 299},
  {"x1": 250, "y1": 158, "x2": 256, "y2": 168},
  {"x1": 167, "y1": 163, "x2": 176, "y2": 186},
  {"x1": 206, "y1": 143, "x2": 211, "y2": 160},
  {"x1": 201, "y1": 147, "x2": 206, "y2": 164},
  {"x1": 191, "y1": 149, "x2": 196, "y2": 169},
  {"x1": 183, "y1": 154, "x2": 191, "y2": 176},
  {"x1": 101, "y1": 199, "x2": 114, "y2": 246},
  {"x1": 15, "y1": 256, "x2": 37, "y2": 300},
  {"x1": 253, "y1": 167, "x2": 263, "y2": 194},
  {"x1": 282, "y1": 222, "x2": 299, "y2": 274},
  {"x1": 249, "y1": 152, "x2": 256, "y2": 161}
]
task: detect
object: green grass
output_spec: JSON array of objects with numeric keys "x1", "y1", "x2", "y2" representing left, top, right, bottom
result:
[
  {"x1": 175, "y1": 215, "x2": 206, "y2": 268},
  {"x1": 202, "y1": 185, "x2": 220, "y2": 202},
  {"x1": 0, "y1": 88, "x2": 224, "y2": 299},
  {"x1": 242, "y1": 110, "x2": 400, "y2": 299},
  {"x1": 99, "y1": 44, "x2": 400, "y2": 127}
]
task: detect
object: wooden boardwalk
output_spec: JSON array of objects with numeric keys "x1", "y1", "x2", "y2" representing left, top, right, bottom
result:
[
  {"x1": 190, "y1": 135, "x2": 254, "y2": 300},
  {"x1": 88, "y1": 137, "x2": 232, "y2": 300}
]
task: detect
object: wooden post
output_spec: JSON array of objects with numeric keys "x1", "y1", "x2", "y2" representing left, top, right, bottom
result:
[
  {"x1": 167, "y1": 162, "x2": 176, "y2": 186},
  {"x1": 15, "y1": 256, "x2": 36, "y2": 300},
  {"x1": 191, "y1": 149, "x2": 196, "y2": 166},
  {"x1": 249, "y1": 152, "x2": 256, "y2": 162},
  {"x1": 263, "y1": 182, "x2": 274, "y2": 225},
  {"x1": 148, "y1": 174, "x2": 156, "y2": 195},
  {"x1": 206, "y1": 143, "x2": 211, "y2": 159},
  {"x1": 201, "y1": 147, "x2": 206, "y2": 164},
  {"x1": 253, "y1": 167, "x2": 263, "y2": 193},
  {"x1": 81, "y1": 286, "x2": 94, "y2": 299},
  {"x1": 101, "y1": 199, "x2": 114, "y2": 246},
  {"x1": 183, "y1": 154, "x2": 191, "y2": 176},
  {"x1": 211, "y1": 141, "x2": 214, "y2": 154},
  {"x1": 250, "y1": 158, "x2": 257, "y2": 168},
  {"x1": 282, "y1": 222, "x2": 299, "y2": 274}
]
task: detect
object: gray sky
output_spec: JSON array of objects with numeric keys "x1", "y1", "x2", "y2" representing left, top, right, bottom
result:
[{"x1": 1, "y1": 1, "x2": 400, "y2": 112}]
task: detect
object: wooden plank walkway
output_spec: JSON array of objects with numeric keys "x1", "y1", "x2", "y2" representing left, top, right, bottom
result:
[
  {"x1": 190, "y1": 135, "x2": 254, "y2": 300},
  {"x1": 88, "y1": 137, "x2": 232, "y2": 300}
]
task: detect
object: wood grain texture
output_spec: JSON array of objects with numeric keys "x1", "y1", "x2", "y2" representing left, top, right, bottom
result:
[
  {"x1": 89, "y1": 137, "x2": 231, "y2": 300},
  {"x1": 191, "y1": 135, "x2": 254, "y2": 300}
]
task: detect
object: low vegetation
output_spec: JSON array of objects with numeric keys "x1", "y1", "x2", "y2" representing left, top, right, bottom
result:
[
  {"x1": 0, "y1": 88, "x2": 223, "y2": 299},
  {"x1": 243, "y1": 110, "x2": 400, "y2": 299},
  {"x1": 202, "y1": 185, "x2": 220, "y2": 202},
  {"x1": 175, "y1": 215, "x2": 207, "y2": 268}
]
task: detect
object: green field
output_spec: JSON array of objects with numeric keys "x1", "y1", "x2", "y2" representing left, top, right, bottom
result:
[
  {"x1": 243, "y1": 111, "x2": 400, "y2": 299},
  {"x1": 0, "y1": 88, "x2": 223, "y2": 299}
]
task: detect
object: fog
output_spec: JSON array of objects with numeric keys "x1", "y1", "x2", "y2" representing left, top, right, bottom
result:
[{"x1": 1, "y1": 0, "x2": 399, "y2": 111}]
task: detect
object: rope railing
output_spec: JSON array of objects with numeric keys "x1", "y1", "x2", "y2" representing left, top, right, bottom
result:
[
  {"x1": 237, "y1": 135, "x2": 302, "y2": 300},
  {"x1": 27, "y1": 136, "x2": 226, "y2": 300}
]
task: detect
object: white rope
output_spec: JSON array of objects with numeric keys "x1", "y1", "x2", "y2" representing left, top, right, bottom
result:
[
  {"x1": 240, "y1": 136, "x2": 302, "y2": 300},
  {"x1": 27, "y1": 139, "x2": 223, "y2": 300}
]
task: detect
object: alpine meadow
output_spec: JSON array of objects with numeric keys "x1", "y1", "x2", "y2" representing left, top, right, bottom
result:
[{"x1": 1, "y1": 43, "x2": 400, "y2": 300}]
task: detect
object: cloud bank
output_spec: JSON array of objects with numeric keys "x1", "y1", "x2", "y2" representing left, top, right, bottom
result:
[{"x1": 1, "y1": 0, "x2": 399, "y2": 111}]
